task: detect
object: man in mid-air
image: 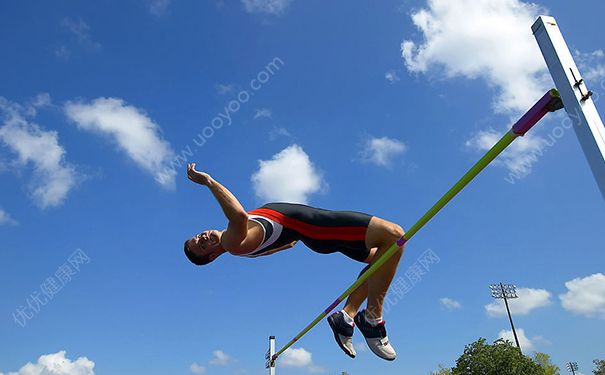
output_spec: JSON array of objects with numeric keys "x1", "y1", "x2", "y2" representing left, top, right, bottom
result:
[{"x1": 183, "y1": 163, "x2": 405, "y2": 361}]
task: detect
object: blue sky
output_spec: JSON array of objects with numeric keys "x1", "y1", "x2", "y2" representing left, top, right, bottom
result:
[{"x1": 1, "y1": 1, "x2": 605, "y2": 374}]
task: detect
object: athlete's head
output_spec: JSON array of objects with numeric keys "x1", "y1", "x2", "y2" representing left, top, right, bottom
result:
[{"x1": 184, "y1": 229, "x2": 225, "y2": 266}]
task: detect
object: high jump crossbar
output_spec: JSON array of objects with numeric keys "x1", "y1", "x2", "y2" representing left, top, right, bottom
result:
[{"x1": 267, "y1": 89, "x2": 563, "y2": 369}]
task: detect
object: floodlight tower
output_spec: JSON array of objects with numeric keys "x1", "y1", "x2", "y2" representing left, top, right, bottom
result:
[
  {"x1": 566, "y1": 362, "x2": 579, "y2": 375},
  {"x1": 490, "y1": 283, "x2": 521, "y2": 351}
]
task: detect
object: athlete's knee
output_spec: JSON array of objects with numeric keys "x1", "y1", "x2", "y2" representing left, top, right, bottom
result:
[
  {"x1": 366, "y1": 217, "x2": 405, "y2": 250},
  {"x1": 392, "y1": 224, "x2": 405, "y2": 239},
  {"x1": 384, "y1": 224, "x2": 405, "y2": 260},
  {"x1": 383, "y1": 223, "x2": 404, "y2": 244}
]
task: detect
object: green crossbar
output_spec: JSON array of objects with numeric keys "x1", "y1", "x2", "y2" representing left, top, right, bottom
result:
[{"x1": 270, "y1": 90, "x2": 562, "y2": 364}]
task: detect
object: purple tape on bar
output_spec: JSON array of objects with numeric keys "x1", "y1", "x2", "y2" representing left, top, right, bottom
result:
[
  {"x1": 396, "y1": 236, "x2": 407, "y2": 247},
  {"x1": 511, "y1": 91, "x2": 556, "y2": 136},
  {"x1": 324, "y1": 298, "x2": 342, "y2": 314}
]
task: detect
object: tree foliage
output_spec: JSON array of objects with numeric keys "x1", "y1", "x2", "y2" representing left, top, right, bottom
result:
[
  {"x1": 533, "y1": 352, "x2": 560, "y2": 375},
  {"x1": 451, "y1": 338, "x2": 544, "y2": 375},
  {"x1": 430, "y1": 365, "x2": 452, "y2": 375},
  {"x1": 594, "y1": 359, "x2": 605, "y2": 375}
]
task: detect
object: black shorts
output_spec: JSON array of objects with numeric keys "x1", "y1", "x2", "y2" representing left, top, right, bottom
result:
[{"x1": 248, "y1": 203, "x2": 373, "y2": 262}]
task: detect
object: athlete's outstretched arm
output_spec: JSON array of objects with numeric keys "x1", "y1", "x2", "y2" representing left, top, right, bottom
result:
[{"x1": 187, "y1": 163, "x2": 248, "y2": 248}]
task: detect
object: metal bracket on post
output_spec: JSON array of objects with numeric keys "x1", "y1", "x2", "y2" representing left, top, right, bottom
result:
[
  {"x1": 265, "y1": 336, "x2": 276, "y2": 375},
  {"x1": 569, "y1": 68, "x2": 593, "y2": 102}
]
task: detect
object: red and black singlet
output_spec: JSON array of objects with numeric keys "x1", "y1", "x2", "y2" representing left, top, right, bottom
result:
[{"x1": 241, "y1": 203, "x2": 373, "y2": 263}]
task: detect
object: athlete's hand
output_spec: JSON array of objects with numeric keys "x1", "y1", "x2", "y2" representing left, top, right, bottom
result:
[{"x1": 187, "y1": 163, "x2": 212, "y2": 186}]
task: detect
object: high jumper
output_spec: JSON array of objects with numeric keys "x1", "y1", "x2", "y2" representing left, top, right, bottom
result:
[{"x1": 183, "y1": 162, "x2": 405, "y2": 360}]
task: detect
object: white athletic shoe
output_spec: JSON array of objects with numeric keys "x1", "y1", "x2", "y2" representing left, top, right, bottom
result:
[
  {"x1": 354, "y1": 310, "x2": 397, "y2": 361},
  {"x1": 327, "y1": 311, "x2": 356, "y2": 358}
]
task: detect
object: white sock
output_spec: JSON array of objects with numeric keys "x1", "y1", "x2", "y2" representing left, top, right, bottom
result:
[
  {"x1": 341, "y1": 310, "x2": 354, "y2": 326},
  {"x1": 367, "y1": 315, "x2": 383, "y2": 326}
]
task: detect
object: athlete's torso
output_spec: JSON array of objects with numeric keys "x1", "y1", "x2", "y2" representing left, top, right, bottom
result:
[
  {"x1": 236, "y1": 214, "x2": 298, "y2": 258},
  {"x1": 232, "y1": 203, "x2": 373, "y2": 263}
]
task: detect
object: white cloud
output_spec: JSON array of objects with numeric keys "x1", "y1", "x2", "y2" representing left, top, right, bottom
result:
[
  {"x1": 401, "y1": 0, "x2": 548, "y2": 114},
  {"x1": 216, "y1": 84, "x2": 235, "y2": 95},
  {"x1": 61, "y1": 17, "x2": 101, "y2": 52},
  {"x1": 0, "y1": 351, "x2": 95, "y2": 375},
  {"x1": 0, "y1": 209, "x2": 17, "y2": 225},
  {"x1": 280, "y1": 348, "x2": 311, "y2": 367},
  {"x1": 242, "y1": 0, "x2": 292, "y2": 15},
  {"x1": 279, "y1": 348, "x2": 325, "y2": 373},
  {"x1": 254, "y1": 108, "x2": 272, "y2": 120},
  {"x1": 55, "y1": 45, "x2": 71, "y2": 60},
  {"x1": 0, "y1": 97, "x2": 78, "y2": 208},
  {"x1": 189, "y1": 362, "x2": 206, "y2": 374},
  {"x1": 485, "y1": 287, "x2": 551, "y2": 317},
  {"x1": 560, "y1": 273, "x2": 605, "y2": 319},
  {"x1": 360, "y1": 136, "x2": 406, "y2": 167},
  {"x1": 497, "y1": 328, "x2": 534, "y2": 351},
  {"x1": 209, "y1": 350, "x2": 231, "y2": 366},
  {"x1": 279, "y1": 348, "x2": 326, "y2": 374},
  {"x1": 574, "y1": 49, "x2": 605, "y2": 82},
  {"x1": 148, "y1": 0, "x2": 171, "y2": 15},
  {"x1": 64, "y1": 97, "x2": 177, "y2": 189},
  {"x1": 269, "y1": 127, "x2": 292, "y2": 140},
  {"x1": 385, "y1": 70, "x2": 400, "y2": 83},
  {"x1": 30, "y1": 93, "x2": 52, "y2": 111},
  {"x1": 440, "y1": 297, "x2": 462, "y2": 310},
  {"x1": 251, "y1": 144, "x2": 323, "y2": 204},
  {"x1": 465, "y1": 128, "x2": 546, "y2": 178}
]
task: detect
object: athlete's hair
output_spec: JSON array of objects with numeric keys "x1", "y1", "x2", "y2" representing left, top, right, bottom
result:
[{"x1": 183, "y1": 239, "x2": 213, "y2": 266}]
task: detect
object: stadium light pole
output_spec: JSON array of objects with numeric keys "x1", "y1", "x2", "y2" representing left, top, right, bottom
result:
[
  {"x1": 566, "y1": 362, "x2": 579, "y2": 375},
  {"x1": 490, "y1": 283, "x2": 521, "y2": 351}
]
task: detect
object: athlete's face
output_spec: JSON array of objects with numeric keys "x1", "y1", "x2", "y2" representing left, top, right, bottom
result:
[{"x1": 188, "y1": 229, "x2": 223, "y2": 258}]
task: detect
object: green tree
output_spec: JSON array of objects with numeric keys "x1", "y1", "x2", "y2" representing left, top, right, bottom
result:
[
  {"x1": 594, "y1": 359, "x2": 605, "y2": 375},
  {"x1": 430, "y1": 364, "x2": 452, "y2": 375},
  {"x1": 452, "y1": 338, "x2": 544, "y2": 375},
  {"x1": 533, "y1": 352, "x2": 560, "y2": 375}
]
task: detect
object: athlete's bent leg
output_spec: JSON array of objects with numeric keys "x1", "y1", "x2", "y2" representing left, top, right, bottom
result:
[
  {"x1": 343, "y1": 265, "x2": 370, "y2": 318},
  {"x1": 364, "y1": 217, "x2": 405, "y2": 319},
  {"x1": 351, "y1": 217, "x2": 404, "y2": 361}
]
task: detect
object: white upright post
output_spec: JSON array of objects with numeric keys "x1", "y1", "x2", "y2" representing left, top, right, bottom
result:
[
  {"x1": 533, "y1": 16, "x2": 605, "y2": 199},
  {"x1": 267, "y1": 336, "x2": 276, "y2": 375}
]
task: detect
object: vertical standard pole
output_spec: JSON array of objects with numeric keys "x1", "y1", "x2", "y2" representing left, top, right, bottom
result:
[
  {"x1": 268, "y1": 336, "x2": 276, "y2": 375},
  {"x1": 501, "y1": 283, "x2": 521, "y2": 352},
  {"x1": 533, "y1": 16, "x2": 605, "y2": 199}
]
